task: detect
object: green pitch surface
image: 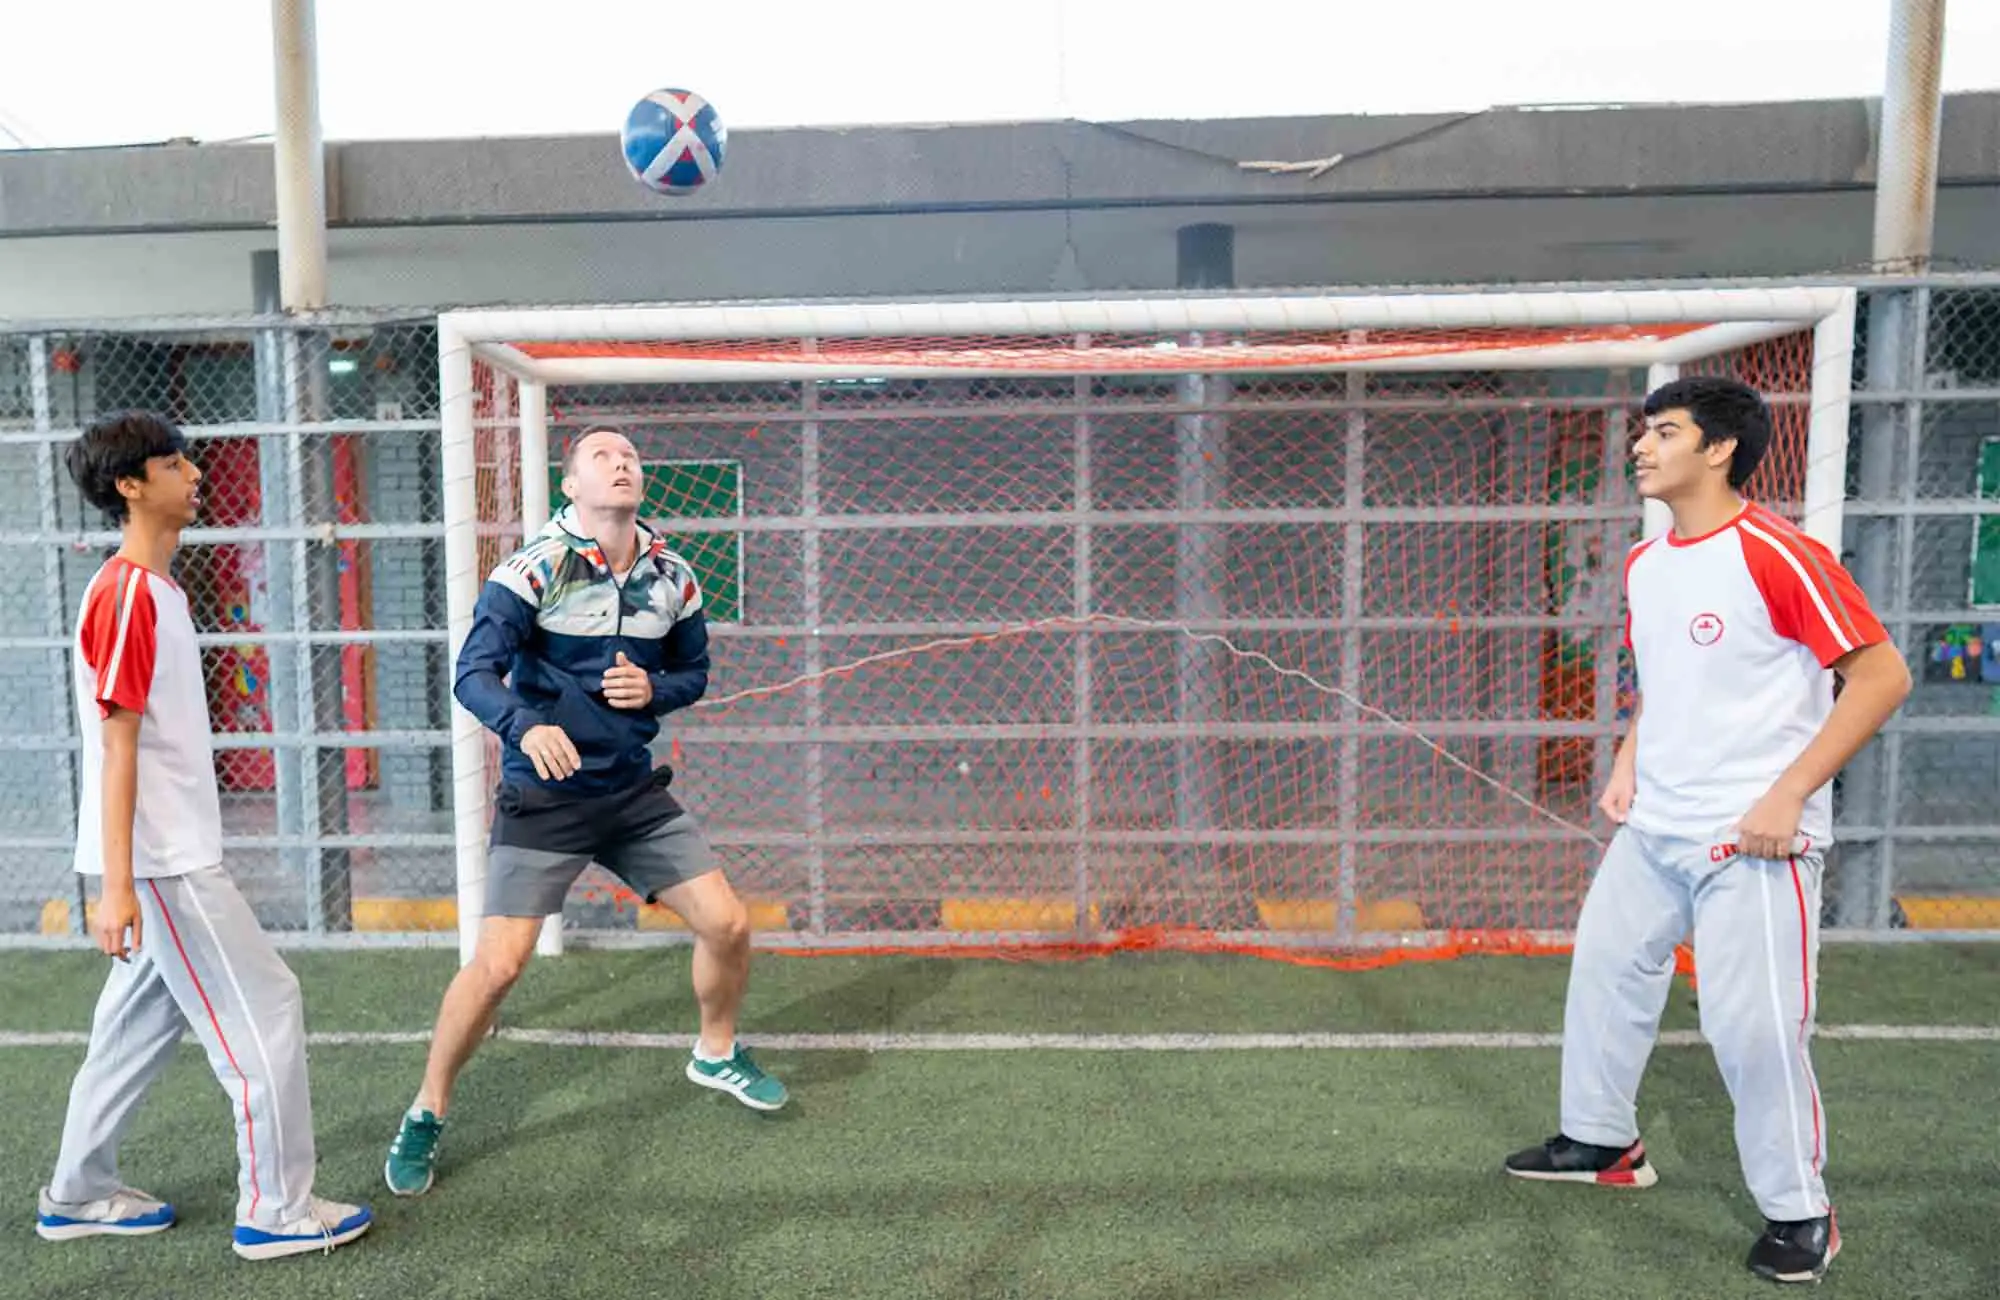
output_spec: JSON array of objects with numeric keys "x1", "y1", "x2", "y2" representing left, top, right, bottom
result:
[{"x1": 0, "y1": 945, "x2": 1995, "y2": 1300}]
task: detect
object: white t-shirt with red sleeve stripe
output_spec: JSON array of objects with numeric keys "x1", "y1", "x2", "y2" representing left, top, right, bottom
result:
[
  {"x1": 71, "y1": 557, "x2": 223, "y2": 878},
  {"x1": 1622, "y1": 502, "x2": 1888, "y2": 846}
]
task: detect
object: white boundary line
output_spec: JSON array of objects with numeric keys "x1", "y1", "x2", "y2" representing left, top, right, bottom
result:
[{"x1": 1, "y1": 1025, "x2": 1995, "y2": 1052}]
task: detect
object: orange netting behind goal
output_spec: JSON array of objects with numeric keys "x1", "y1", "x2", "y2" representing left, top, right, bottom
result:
[
  {"x1": 513, "y1": 323, "x2": 1709, "y2": 374},
  {"x1": 468, "y1": 327, "x2": 1817, "y2": 967},
  {"x1": 1688, "y1": 330, "x2": 1817, "y2": 520}
]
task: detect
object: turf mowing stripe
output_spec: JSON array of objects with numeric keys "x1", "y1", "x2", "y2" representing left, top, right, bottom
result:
[{"x1": 0, "y1": 1025, "x2": 1996, "y2": 1051}]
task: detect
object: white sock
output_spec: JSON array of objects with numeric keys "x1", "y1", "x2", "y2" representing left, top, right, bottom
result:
[
  {"x1": 408, "y1": 1101, "x2": 439, "y2": 1121},
  {"x1": 694, "y1": 1040, "x2": 735, "y2": 1063}
]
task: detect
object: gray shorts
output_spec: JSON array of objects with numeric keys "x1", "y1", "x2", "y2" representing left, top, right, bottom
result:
[{"x1": 486, "y1": 766, "x2": 718, "y2": 917}]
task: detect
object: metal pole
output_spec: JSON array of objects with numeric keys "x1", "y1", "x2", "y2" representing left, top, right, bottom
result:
[
  {"x1": 1071, "y1": 356, "x2": 1095, "y2": 934},
  {"x1": 250, "y1": 253, "x2": 309, "y2": 926},
  {"x1": 1336, "y1": 366, "x2": 1366, "y2": 939},
  {"x1": 518, "y1": 381, "x2": 563, "y2": 957},
  {"x1": 520, "y1": 383, "x2": 552, "y2": 530},
  {"x1": 801, "y1": 378, "x2": 827, "y2": 935},
  {"x1": 1174, "y1": 225, "x2": 1233, "y2": 925},
  {"x1": 439, "y1": 323, "x2": 488, "y2": 965},
  {"x1": 1846, "y1": 287, "x2": 1913, "y2": 928},
  {"x1": 309, "y1": 371, "x2": 354, "y2": 930},
  {"x1": 1871, "y1": 0, "x2": 1948, "y2": 275},
  {"x1": 1174, "y1": 361, "x2": 1226, "y2": 923},
  {"x1": 1875, "y1": 284, "x2": 1930, "y2": 928},
  {"x1": 270, "y1": 0, "x2": 328, "y2": 310},
  {"x1": 283, "y1": 335, "x2": 351, "y2": 931},
  {"x1": 281, "y1": 334, "x2": 322, "y2": 931},
  {"x1": 1852, "y1": 0, "x2": 1945, "y2": 922},
  {"x1": 1802, "y1": 291, "x2": 1859, "y2": 553},
  {"x1": 28, "y1": 336, "x2": 82, "y2": 935}
]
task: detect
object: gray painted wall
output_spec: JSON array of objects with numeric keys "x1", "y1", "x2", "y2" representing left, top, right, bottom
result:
[{"x1": 4, "y1": 95, "x2": 1999, "y2": 322}]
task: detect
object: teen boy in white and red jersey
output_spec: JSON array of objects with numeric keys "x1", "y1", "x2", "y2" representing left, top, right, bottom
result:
[
  {"x1": 35, "y1": 412, "x2": 371, "y2": 1261},
  {"x1": 1502, "y1": 378, "x2": 1912, "y2": 1286}
]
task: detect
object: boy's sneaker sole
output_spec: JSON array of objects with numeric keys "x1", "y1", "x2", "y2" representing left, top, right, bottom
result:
[
  {"x1": 35, "y1": 1214, "x2": 175, "y2": 1241},
  {"x1": 684, "y1": 1059, "x2": 786, "y2": 1111},
  {"x1": 1504, "y1": 1137, "x2": 1658, "y2": 1188},
  {"x1": 1505, "y1": 1161, "x2": 1659, "y2": 1188},
  {"x1": 1749, "y1": 1219, "x2": 1841, "y2": 1284},
  {"x1": 1755, "y1": 1238, "x2": 1839, "y2": 1285},
  {"x1": 231, "y1": 1209, "x2": 372, "y2": 1261}
]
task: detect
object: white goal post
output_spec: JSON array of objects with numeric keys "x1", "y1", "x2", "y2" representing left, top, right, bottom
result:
[{"x1": 437, "y1": 286, "x2": 1857, "y2": 964}]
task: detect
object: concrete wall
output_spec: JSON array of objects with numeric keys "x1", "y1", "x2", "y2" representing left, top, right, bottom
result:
[
  {"x1": 7, "y1": 98, "x2": 1999, "y2": 234},
  {"x1": 4, "y1": 95, "x2": 1999, "y2": 321},
  {"x1": 7, "y1": 190, "x2": 2000, "y2": 321}
]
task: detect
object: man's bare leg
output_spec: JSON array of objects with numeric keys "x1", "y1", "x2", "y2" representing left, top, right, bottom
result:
[
  {"x1": 384, "y1": 915, "x2": 544, "y2": 1195},
  {"x1": 666, "y1": 873, "x2": 786, "y2": 1111},
  {"x1": 660, "y1": 873, "x2": 751, "y2": 1057},
  {"x1": 415, "y1": 915, "x2": 545, "y2": 1116}
]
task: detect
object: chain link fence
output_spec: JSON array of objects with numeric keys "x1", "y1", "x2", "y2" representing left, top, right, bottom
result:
[
  {"x1": 0, "y1": 317, "x2": 452, "y2": 934},
  {"x1": 0, "y1": 278, "x2": 1996, "y2": 941},
  {"x1": 1838, "y1": 281, "x2": 2000, "y2": 930}
]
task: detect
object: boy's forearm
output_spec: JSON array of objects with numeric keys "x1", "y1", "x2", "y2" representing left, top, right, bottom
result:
[
  {"x1": 1615, "y1": 695, "x2": 1644, "y2": 769},
  {"x1": 100, "y1": 737, "x2": 138, "y2": 891},
  {"x1": 1773, "y1": 646, "x2": 1912, "y2": 801}
]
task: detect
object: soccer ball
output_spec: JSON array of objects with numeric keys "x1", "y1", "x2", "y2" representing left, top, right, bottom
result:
[{"x1": 620, "y1": 89, "x2": 726, "y2": 196}]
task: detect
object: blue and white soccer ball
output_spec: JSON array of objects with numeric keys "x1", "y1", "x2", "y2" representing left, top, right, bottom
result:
[{"x1": 621, "y1": 89, "x2": 726, "y2": 196}]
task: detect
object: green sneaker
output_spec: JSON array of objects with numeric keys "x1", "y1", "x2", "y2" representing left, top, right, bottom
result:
[
  {"x1": 384, "y1": 1108, "x2": 444, "y2": 1196},
  {"x1": 685, "y1": 1045, "x2": 789, "y2": 1112}
]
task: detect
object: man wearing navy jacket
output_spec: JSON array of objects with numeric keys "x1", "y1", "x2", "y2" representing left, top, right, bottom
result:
[{"x1": 383, "y1": 427, "x2": 787, "y2": 1199}]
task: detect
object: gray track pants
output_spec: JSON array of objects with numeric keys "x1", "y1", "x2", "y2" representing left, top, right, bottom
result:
[
  {"x1": 49, "y1": 866, "x2": 318, "y2": 1229},
  {"x1": 1561, "y1": 825, "x2": 1831, "y2": 1223}
]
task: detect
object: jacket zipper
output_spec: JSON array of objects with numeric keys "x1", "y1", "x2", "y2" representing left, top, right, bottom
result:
[{"x1": 563, "y1": 513, "x2": 652, "y2": 663}]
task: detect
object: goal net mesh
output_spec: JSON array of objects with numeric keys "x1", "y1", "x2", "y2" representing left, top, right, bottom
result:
[{"x1": 467, "y1": 323, "x2": 1816, "y2": 964}]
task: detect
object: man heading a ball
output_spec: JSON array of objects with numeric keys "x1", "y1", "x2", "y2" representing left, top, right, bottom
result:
[{"x1": 384, "y1": 427, "x2": 786, "y2": 1199}]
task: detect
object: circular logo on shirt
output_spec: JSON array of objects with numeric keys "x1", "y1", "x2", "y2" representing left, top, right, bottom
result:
[{"x1": 1688, "y1": 612, "x2": 1726, "y2": 646}]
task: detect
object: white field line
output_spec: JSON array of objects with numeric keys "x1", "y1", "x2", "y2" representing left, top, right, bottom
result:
[{"x1": 0, "y1": 1025, "x2": 1995, "y2": 1051}]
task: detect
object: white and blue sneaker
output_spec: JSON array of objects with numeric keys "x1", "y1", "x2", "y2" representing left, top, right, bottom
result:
[
  {"x1": 36, "y1": 1185, "x2": 176, "y2": 1240},
  {"x1": 231, "y1": 1196, "x2": 372, "y2": 1261}
]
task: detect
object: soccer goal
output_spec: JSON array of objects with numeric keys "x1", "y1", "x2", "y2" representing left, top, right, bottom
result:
[{"x1": 438, "y1": 287, "x2": 1856, "y2": 964}]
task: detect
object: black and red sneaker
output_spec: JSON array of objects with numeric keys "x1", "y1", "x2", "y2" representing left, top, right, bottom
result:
[
  {"x1": 1503, "y1": 1134, "x2": 1658, "y2": 1188},
  {"x1": 1747, "y1": 1213, "x2": 1839, "y2": 1284}
]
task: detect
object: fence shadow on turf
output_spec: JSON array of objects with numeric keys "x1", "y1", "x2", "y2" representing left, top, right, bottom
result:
[
  {"x1": 759, "y1": 955, "x2": 962, "y2": 1031},
  {"x1": 373, "y1": 957, "x2": 964, "y2": 1179},
  {"x1": 754, "y1": 956, "x2": 964, "y2": 1091}
]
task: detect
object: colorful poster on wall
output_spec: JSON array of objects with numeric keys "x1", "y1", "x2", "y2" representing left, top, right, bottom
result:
[{"x1": 1973, "y1": 437, "x2": 2000, "y2": 610}]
